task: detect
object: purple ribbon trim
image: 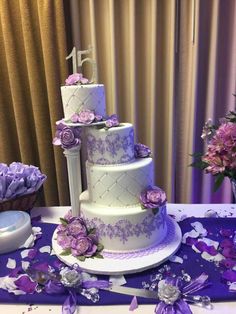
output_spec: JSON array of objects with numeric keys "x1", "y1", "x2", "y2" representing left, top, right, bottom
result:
[
  {"x1": 82, "y1": 280, "x2": 110, "y2": 289},
  {"x1": 62, "y1": 289, "x2": 77, "y2": 314}
]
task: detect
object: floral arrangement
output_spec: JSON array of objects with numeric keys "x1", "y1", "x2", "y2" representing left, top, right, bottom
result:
[
  {"x1": 56, "y1": 211, "x2": 104, "y2": 261},
  {"x1": 65, "y1": 73, "x2": 89, "y2": 85},
  {"x1": 104, "y1": 114, "x2": 119, "y2": 128},
  {"x1": 191, "y1": 110, "x2": 236, "y2": 191},
  {"x1": 70, "y1": 110, "x2": 103, "y2": 125},
  {"x1": 53, "y1": 120, "x2": 82, "y2": 150},
  {"x1": 134, "y1": 143, "x2": 151, "y2": 158},
  {"x1": 0, "y1": 162, "x2": 46, "y2": 202},
  {"x1": 140, "y1": 186, "x2": 167, "y2": 215}
]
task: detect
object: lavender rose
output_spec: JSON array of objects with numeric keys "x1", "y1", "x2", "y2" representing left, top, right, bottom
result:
[
  {"x1": 77, "y1": 110, "x2": 95, "y2": 124},
  {"x1": 71, "y1": 235, "x2": 98, "y2": 257},
  {"x1": 60, "y1": 127, "x2": 81, "y2": 149},
  {"x1": 65, "y1": 73, "x2": 89, "y2": 85},
  {"x1": 57, "y1": 232, "x2": 73, "y2": 250},
  {"x1": 67, "y1": 219, "x2": 87, "y2": 236},
  {"x1": 105, "y1": 114, "x2": 119, "y2": 128},
  {"x1": 134, "y1": 143, "x2": 151, "y2": 158},
  {"x1": 140, "y1": 185, "x2": 167, "y2": 209}
]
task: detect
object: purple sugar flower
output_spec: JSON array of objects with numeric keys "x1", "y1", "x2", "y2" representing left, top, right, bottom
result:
[
  {"x1": 134, "y1": 143, "x2": 151, "y2": 158},
  {"x1": 60, "y1": 127, "x2": 81, "y2": 149},
  {"x1": 57, "y1": 232, "x2": 73, "y2": 250},
  {"x1": 140, "y1": 186, "x2": 167, "y2": 209},
  {"x1": 65, "y1": 73, "x2": 88, "y2": 85},
  {"x1": 77, "y1": 110, "x2": 95, "y2": 124},
  {"x1": 105, "y1": 114, "x2": 119, "y2": 128},
  {"x1": 71, "y1": 235, "x2": 98, "y2": 257},
  {"x1": 67, "y1": 219, "x2": 87, "y2": 236}
]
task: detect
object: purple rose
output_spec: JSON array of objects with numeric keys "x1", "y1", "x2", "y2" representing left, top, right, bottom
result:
[
  {"x1": 67, "y1": 219, "x2": 87, "y2": 236},
  {"x1": 70, "y1": 113, "x2": 80, "y2": 123},
  {"x1": 77, "y1": 110, "x2": 95, "y2": 124},
  {"x1": 60, "y1": 127, "x2": 81, "y2": 149},
  {"x1": 57, "y1": 232, "x2": 73, "y2": 250},
  {"x1": 140, "y1": 186, "x2": 167, "y2": 209},
  {"x1": 71, "y1": 235, "x2": 98, "y2": 257},
  {"x1": 134, "y1": 143, "x2": 151, "y2": 158},
  {"x1": 105, "y1": 114, "x2": 119, "y2": 128},
  {"x1": 65, "y1": 73, "x2": 82, "y2": 85}
]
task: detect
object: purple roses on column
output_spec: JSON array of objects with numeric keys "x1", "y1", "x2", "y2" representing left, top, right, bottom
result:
[
  {"x1": 53, "y1": 121, "x2": 82, "y2": 150},
  {"x1": 134, "y1": 143, "x2": 151, "y2": 158},
  {"x1": 140, "y1": 186, "x2": 167, "y2": 210},
  {"x1": 56, "y1": 211, "x2": 104, "y2": 261}
]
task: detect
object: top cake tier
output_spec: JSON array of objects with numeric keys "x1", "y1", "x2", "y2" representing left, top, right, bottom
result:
[{"x1": 61, "y1": 84, "x2": 106, "y2": 120}]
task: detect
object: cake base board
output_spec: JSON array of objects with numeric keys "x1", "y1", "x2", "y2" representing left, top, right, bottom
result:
[{"x1": 52, "y1": 216, "x2": 182, "y2": 275}]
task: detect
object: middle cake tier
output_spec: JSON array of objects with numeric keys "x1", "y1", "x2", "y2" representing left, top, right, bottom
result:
[{"x1": 86, "y1": 157, "x2": 154, "y2": 207}]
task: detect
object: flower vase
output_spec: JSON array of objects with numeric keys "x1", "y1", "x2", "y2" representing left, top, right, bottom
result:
[{"x1": 231, "y1": 179, "x2": 236, "y2": 203}]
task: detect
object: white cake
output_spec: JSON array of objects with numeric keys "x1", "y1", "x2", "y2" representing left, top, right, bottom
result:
[
  {"x1": 59, "y1": 78, "x2": 168, "y2": 254},
  {"x1": 61, "y1": 84, "x2": 106, "y2": 120}
]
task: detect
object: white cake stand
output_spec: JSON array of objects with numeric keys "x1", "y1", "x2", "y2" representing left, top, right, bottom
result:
[{"x1": 52, "y1": 216, "x2": 182, "y2": 275}]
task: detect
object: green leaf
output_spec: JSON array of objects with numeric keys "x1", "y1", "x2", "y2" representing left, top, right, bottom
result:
[
  {"x1": 60, "y1": 249, "x2": 71, "y2": 256},
  {"x1": 77, "y1": 255, "x2": 86, "y2": 262},
  {"x1": 88, "y1": 228, "x2": 96, "y2": 235},
  {"x1": 213, "y1": 174, "x2": 225, "y2": 192},
  {"x1": 59, "y1": 217, "x2": 68, "y2": 226},
  {"x1": 95, "y1": 253, "x2": 104, "y2": 259},
  {"x1": 97, "y1": 243, "x2": 104, "y2": 252},
  {"x1": 141, "y1": 204, "x2": 147, "y2": 210},
  {"x1": 189, "y1": 152, "x2": 203, "y2": 157}
]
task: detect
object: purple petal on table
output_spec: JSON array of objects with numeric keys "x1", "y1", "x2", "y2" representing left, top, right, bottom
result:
[
  {"x1": 222, "y1": 247, "x2": 236, "y2": 259},
  {"x1": 222, "y1": 270, "x2": 236, "y2": 283},
  {"x1": 14, "y1": 275, "x2": 37, "y2": 293},
  {"x1": 9, "y1": 266, "x2": 22, "y2": 278},
  {"x1": 129, "y1": 296, "x2": 138, "y2": 311},
  {"x1": 53, "y1": 260, "x2": 65, "y2": 270},
  {"x1": 194, "y1": 241, "x2": 218, "y2": 256},
  {"x1": 28, "y1": 249, "x2": 38, "y2": 259},
  {"x1": 220, "y1": 259, "x2": 236, "y2": 269},
  {"x1": 31, "y1": 262, "x2": 49, "y2": 272},
  {"x1": 185, "y1": 237, "x2": 198, "y2": 246},
  {"x1": 82, "y1": 280, "x2": 109, "y2": 289},
  {"x1": 219, "y1": 229, "x2": 234, "y2": 237},
  {"x1": 220, "y1": 239, "x2": 234, "y2": 248}
]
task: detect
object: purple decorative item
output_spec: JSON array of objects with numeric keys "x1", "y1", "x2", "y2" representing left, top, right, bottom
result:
[
  {"x1": 0, "y1": 162, "x2": 46, "y2": 202},
  {"x1": 105, "y1": 114, "x2": 119, "y2": 128},
  {"x1": 77, "y1": 109, "x2": 95, "y2": 124},
  {"x1": 134, "y1": 143, "x2": 151, "y2": 158},
  {"x1": 56, "y1": 212, "x2": 104, "y2": 261},
  {"x1": 140, "y1": 186, "x2": 167, "y2": 209},
  {"x1": 65, "y1": 73, "x2": 89, "y2": 85},
  {"x1": 53, "y1": 121, "x2": 82, "y2": 150}
]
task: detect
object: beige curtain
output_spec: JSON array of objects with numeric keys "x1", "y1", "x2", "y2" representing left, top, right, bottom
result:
[
  {"x1": 0, "y1": 0, "x2": 70, "y2": 206},
  {"x1": 0, "y1": 0, "x2": 235, "y2": 206}
]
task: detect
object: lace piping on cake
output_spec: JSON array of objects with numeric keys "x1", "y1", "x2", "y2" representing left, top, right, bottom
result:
[
  {"x1": 84, "y1": 207, "x2": 167, "y2": 244},
  {"x1": 102, "y1": 217, "x2": 174, "y2": 259}
]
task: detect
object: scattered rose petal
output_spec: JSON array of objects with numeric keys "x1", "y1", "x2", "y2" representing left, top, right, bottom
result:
[
  {"x1": 9, "y1": 266, "x2": 22, "y2": 278},
  {"x1": 199, "y1": 237, "x2": 219, "y2": 250},
  {"x1": 14, "y1": 275, "x2": 37, "y2": 293},
  {"x1": 182, "y1": 230, "x2": 200, "y2": 243},
  {"x1": 32, "y1": 262, "x2": 49, "y2": 272},
  {"x1": 229, "y1": 282, "x2": 236, "y2": 292},
  {"x1": 222, "y1": 247, "x2": 236, "y2": 259},
  {"x1": 129, "y1": 296, "x2": 138, "y2": 311},
  {"x1": 28, "y1": 249, "x2": 37, "y2": 259},
  {"x1": 220, "y1": 239, "x2": 234, "y2": 248},
  {"x1": 201, "y1": 251, "x2": 225, "y2": 263},
  {"x1": 220, "y1": 229, "x2": 234, "y2": 237},
  {"x1": 191, "y1": 222, "x2": 208, "y2": 237},
  {"x1": 222, "y1": 270, "x2": 236, "y2": 283},
  {"x1": 6, "y1": 258, "x2": 16, "y2": 269},
  {"x1": 0, "y1": 276, "x2": 25, "y2": 295},
  {"x1": 109, "y1": 275, "x2": 127, "y2": 286},
  {"x1": 185, "y1": 237, "x2": 198, "y2": 246},
  {"x1": 21, "y1": 261, "x2": 30, "y2": 271},
  {"x1": 169, "y1": 255, "x2": 183, "y2": 264},
  {"x1": 39, "y1": 245, "x2": 51, "y2": 254},
  {"x1": 220, "y1": 259, "x2": 236, "y2": 269},
  {"x1": 194, "y1": 241, "x2": 218, "y2": 256}
]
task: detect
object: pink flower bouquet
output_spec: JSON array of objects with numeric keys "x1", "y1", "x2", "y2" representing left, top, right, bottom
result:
[{"x1": 191, "y1": 110, "x2": 236, "y2": 191}]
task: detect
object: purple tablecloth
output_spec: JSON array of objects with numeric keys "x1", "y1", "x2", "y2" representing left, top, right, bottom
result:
[{"x1": 0, "y1": 217, "x2": 236, "y2": 306}]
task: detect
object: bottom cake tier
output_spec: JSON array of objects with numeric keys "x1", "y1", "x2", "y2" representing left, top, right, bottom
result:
[{"x1": 80, "y1": 190, "x2": 168, "y2": 252}]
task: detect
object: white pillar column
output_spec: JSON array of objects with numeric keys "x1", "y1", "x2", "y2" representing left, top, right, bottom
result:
[{"x1": 63, "y1": 147, "x2": 82, "y2": 216}]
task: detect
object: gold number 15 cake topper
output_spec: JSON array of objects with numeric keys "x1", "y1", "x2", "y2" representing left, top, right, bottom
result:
[{"x1": 66, "y1": 46, "x2": 98, "y2": 83}]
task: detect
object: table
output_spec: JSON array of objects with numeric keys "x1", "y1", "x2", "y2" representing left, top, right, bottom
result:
[{"x1": 1, "y1": 203, "x2": 236, "y2": 314}]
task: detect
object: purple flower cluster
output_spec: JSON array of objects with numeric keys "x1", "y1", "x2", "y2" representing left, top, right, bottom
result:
[
  {"x1": 105, "y1": 114, "x2": 119, "y2": 128},
  {"x1": 202, "y1": 122, "x2": 236, "y2": 176},
  {"x1": 57, "y1": 212, "x2": 103, "y2": 260},
  {"x1": 0, "y1": 162, "x2": 46, "y2": 201},
  {"x1": 134, "y1": 143, "x2": 151, "y2": 158},
  {"x1": 65, "y1": 73, "x2": 89, "y2": 85},
  {"x1": 70, "y1": 110, "x2": 103, "y2": 125},
  {"x1": 140, "y1": 185, "x2": 167, "y2": 209},
  {"x1": 53, "y1": 120, "x2": 82, "y2": 150}
]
